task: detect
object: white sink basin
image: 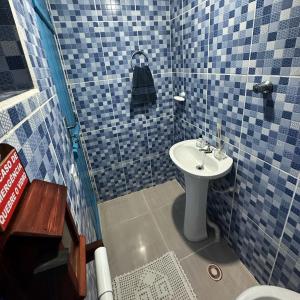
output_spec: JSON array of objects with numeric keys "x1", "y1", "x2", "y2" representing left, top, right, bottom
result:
[
  {"x1": 169, "y1": 139, "x2": 233, "y2": 242},
  {"x1": 170, "y1": 140, "x2": 233, "y2": 179}
]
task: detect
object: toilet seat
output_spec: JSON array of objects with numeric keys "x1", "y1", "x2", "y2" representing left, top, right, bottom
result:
[{"x1": 236, "y1": 286, "x2": 300, "y2": 300}]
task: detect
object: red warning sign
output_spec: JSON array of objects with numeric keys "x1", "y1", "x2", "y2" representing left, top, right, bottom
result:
[{"x1": 0, "y1": 148, "x2": 29, "y2": 231}]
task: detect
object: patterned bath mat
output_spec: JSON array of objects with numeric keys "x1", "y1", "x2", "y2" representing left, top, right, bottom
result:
[{"x1": 112, "y1": 252, "x2": 197, "y2": 300}]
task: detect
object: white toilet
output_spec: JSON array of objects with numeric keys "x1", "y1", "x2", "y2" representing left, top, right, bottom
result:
[{"x1": 236, "y1": 285, "x2": 300, "y2": 300}]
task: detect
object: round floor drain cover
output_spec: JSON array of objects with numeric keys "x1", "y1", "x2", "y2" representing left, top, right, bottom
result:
[{"x1": 207, "y1": 264, "x2": 223, "y2": 281}]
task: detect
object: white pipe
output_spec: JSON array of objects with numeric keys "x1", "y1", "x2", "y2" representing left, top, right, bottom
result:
[
  {"x1": 94, "y1": 247, "x2": 113, "y2": 300},
  {"x1": 207, "y1": 216, "x2": 220, "y2": 242}
]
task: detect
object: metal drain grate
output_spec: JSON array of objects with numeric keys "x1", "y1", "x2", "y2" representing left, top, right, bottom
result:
[{"x1": 207, "y1": 264, "x2": 223, "y2": 281}]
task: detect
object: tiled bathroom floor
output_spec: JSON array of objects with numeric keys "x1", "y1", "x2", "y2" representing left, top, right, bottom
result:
[{"x1": 99, "y1": 180, "x2": 257, "y2": 300}]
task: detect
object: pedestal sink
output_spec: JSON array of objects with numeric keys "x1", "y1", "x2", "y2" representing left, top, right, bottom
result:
[{"x1": 169, "y1": 140, "x2": 233, "y2": 242}]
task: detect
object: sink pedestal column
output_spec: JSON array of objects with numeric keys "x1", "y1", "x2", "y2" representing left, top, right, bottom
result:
[{"x1": 183, "y1": 174, "x2": 208, "y2": 242}]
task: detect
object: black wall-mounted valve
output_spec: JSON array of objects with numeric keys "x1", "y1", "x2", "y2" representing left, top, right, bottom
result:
[{"x1": 253, "y1": 80, "x2": 273, "y2": 94}]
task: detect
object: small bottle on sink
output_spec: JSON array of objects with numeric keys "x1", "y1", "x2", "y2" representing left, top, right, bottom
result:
[{"x1": 214, "y1": 122, "x2": 227, "y2": 160}]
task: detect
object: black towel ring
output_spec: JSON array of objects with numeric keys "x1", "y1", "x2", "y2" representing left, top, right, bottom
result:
[{"x1": 131, "y1": 50, "x2": 149, "y2": 69}]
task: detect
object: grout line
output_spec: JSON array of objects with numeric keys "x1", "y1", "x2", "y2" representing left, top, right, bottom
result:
[
  {"x1": 181, "y1": 0, "x2": 184, "y2": 75},
  {"x1": 141, "y1": 191, "x2": 170, "y2": 251},
  {"x1": 40, "y1": 107, "x2": 68, "y2": 189},
  {"x1": 238, "y1": 259, "x2": 259, "y2": 283},
  {"x1": 147, "y1": 140, "x2": 155, "y2": 187},
  {"x1": 52, "y1": 18, "x2": 169, "y2": 25},
  {"x1": 81, "y1": 114, "x2": 173, "y2": 136},
  {"x1": 97, "y1": 203, "x2": 105, "y2": 238},
  {"x1": 59, "y1": 69, "x2": 270, "y2": 84},
  {"x1": 101, "y1": 211, "x2": 150, "y2": 232},
  {"x1": 90, "y1": 152, "x2": 168, "y2": 176},
  {"x1": 203, "y1": 61, "x2": 240, "y2": 241},
  {"x1": 227, "y1": 0, "x2": 256, "y2": 240},
  {"x1": 0, "y1": 95, "x2": 55, "y2": 143},
  {"x1": 136, "y1": 0, "x2": 156, "y2": 189},
  {"x1": 99, "y1": 19, "x2": 130, "y2": 195},
  {"x1": 179, "y1": 241, "x2": 216, "y2": 262},
  {"x1": 238, "y1": 148, "x2": 298, "y2": 180},
  {"x1": 173, "y1": 70, "x2": 300, "y2": 78},
  {"x1": 226, "y1": 158, "x2": 239, "y2": 241},
  {"x1": 204, "y1": 0, "x2": 210, "y2": 141},
  {"x1": 267, "y1": 243, "x2": 280, "y2": 284},
  {"x1": 169, "y1": 1, "x2": 204, "y2": 22},
  {"x1": 169, "y1": 0, "x2": 174, "y2": 134},
  {"x1": 80, "y1": 134, "x2": 101, "y2": 199},
  {"x1": 235, "y1": 0, "x2": 257, "y2": 150},
  {"x1": 170, "y1": 71, "x2": 300, "y2": 79},
  {"x1": 244, "y1": 208, "x2": 280, "y2": 247},
  {"x1": 267, "y1": 178, "x2": 300, "y2": 284},
  {"x1": 0, "y1": 89, "x2": 39, "y2": 112},
  {"x1": 68, "y1": 71, "x2": 173, "y2": 87}
]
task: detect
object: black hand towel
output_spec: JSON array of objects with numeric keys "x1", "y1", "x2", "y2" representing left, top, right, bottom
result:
[{"x1": 131, "y1": 65, "x2": 157, "y2": 105}]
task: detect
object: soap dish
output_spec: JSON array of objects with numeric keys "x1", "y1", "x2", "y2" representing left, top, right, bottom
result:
[{"x1": 174, "y1": 96, "x2": 185, "y2": 101}]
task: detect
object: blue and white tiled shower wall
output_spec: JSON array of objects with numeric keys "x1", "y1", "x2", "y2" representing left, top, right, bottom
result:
[
  {"x1": 49, "y1": 0, "x2": 176, "y2": 201},
  {"x1": 0, "y1": 1, "x2": 97, "y2": 298},
  {"x1": 171, "y1": 0, "x2": 300, "y2": 292}
]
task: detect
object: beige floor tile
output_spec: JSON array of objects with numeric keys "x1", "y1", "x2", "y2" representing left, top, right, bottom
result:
[
  {"x1": 103, "y1": 213, "x2": 168, "y2": 278},
  {"x1": 99, "y1": 191, "x2": 148, "y2": 230},
  {"x1": 152, "y1": 193, "x2": 215, "y2": 259},
  {"x1": 143, "y1": 179, "x2": 185, "y2": 210},
  {"x1": 181, "y1": 241, "x2": 257, "y2": 300}
]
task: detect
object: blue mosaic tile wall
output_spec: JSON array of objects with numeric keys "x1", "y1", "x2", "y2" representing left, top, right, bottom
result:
[
  {"x1": 49, "y1": 0, "x2": 175, "y2": 202},
  {"x1": 171, "y1": 0, "x2": 300, "y2": 292},
  {"x1": 0, "y1": 0, "x2": 33, "y2": 94},
  {"x1": 0, "y1": 0, "x2": 97, "y2": 298}
]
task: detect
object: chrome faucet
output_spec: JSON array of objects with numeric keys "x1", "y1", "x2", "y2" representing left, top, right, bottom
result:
[
  {"x1": 196, "y1": 138, "x2": 212, "y2": 153},
  {"x1": 203, "y1": 143, "x2": 212, "y2": 154}
]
